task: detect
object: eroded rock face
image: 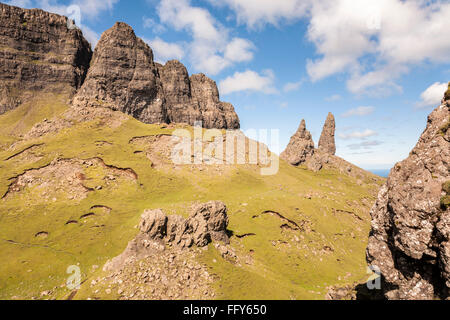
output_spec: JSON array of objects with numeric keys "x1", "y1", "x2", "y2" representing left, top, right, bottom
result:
[
  {"x1": 280, "y1": 120, "x2": 315, "y2": 166},
  {"x1": 104, "y1": 201, "x2": 230, "y2": 271},
  {"x1": 74, "y1": 22, "x2": 240, "y2": 129},
  {"x1": 72, "y1": 22, "x2": 167, "y2": 124},
  {"x1": 0, "y1": 3, "x2": 92, "y2": 114},
  {"x1": 318, "y1": 113, "x2": 336, "y2": 155},
  {"x1": 367, "y1": 93, "x2": 450, "y2": 300}
]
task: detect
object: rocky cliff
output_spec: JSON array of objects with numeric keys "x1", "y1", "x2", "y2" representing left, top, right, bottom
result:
[
  {"x1": 0, "y1": 3, "x2": 239, "y2": 130},
  {"x1": 73, "y1": 22, "x2": 240, "y2": 129},
  {"x1": 0, "y1": 3, "x2": 92, "y2": 114},
  {"x1": 367, "y1": 88, "x2": 450, "y2": 300}
]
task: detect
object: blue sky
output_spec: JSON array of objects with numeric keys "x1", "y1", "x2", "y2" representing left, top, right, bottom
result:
[{"x1": 5, "y1": 0, "x2": 450, "y2": 170}]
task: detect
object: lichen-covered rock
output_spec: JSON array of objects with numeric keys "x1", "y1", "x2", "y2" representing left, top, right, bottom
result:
[
  {"x1": 104, "y1": 201, "x2": 230, "y2": 271},
  {"x1": 139, "y1": 209, "x2": 168, "y2": 239},
  {"x1": 366, "y1": 92, "x2": 450, "y2": 300},
  {"x1": 0, "y1": 3, "x2": 92, "y2": 114},
  {"x1": 280, "y1": 119, "x2": 315, "y2": 166},
  {"x1": 73, "y1": 22, "x2": 239, "y2": 129},
  {"x1": 318, "y1": 112, "x2": 336, "y2": 155}
]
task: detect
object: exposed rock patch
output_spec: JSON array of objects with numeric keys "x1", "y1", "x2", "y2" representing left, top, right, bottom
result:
[
  {"x1": 2, "y1": 158, "x2": 137, "y2": 202},
  {"x1": 366, "y1": 93, "x2": 450, "y2": 300},
  {"x1": 92, "y1": 248, "x2": 216, "y2": 300},
  {"x1": 0, "y1": 3, "x2": 92, "y2": 114}
]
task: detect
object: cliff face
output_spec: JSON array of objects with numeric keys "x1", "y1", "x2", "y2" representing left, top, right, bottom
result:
[
  {"x1": 367, "y1": 91, "x2": 450, "y2": 300},
  {"x1": 74, "y1": 22, "x2": 240, "y2": 129},
  {"x1": 0, "y1": 3, "x2": 92, "y2": 114}
]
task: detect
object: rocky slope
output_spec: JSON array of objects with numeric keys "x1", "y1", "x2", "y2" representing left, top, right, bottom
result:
[
  {"x1": 367, "y1": 88, "x2": 450, "y2": 300},
  {"x1": 0, "y1": 3, "x2": 92, "y2": 114},
  {"x1": 73, "y1": 22, "x2": 240, "y2": 129}
]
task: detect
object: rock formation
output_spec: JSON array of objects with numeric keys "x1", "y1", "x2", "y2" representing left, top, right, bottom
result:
[
  {"x1": 0, "y1": 3, "x2": 92, "y2": 114},
  {"x1": 318, "y1": 112, "x2": 336, "y2": 155},
  {"x1": 104, "y1": 201, "x2": 230, "y2": 271},
  {"x1": 280, "y1": 120, "x2": 315, "y2": 166},
  {"x1": 73, "y1": 22, "x2": 240, "y2": 129},
  {"x1": 366, "y1": 88, "x2": 450, "y2": 300}
]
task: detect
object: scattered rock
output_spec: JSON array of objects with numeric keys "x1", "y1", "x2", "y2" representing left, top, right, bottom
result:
[{"x1": 104, "y1": 201, "x2": 230, "y2": 271}]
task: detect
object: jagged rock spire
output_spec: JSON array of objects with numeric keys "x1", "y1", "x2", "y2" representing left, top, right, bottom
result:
[
  {"x1": 280, "y1": 119, "x2": 315, "y2": 166},
  {"x1": 318, "y1": 112, "x2": 336, "y2": 155}
]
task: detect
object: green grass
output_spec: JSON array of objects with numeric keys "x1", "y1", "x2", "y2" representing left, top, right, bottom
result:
[{"x1": 0, "y1": 97, "x2": 384, "y2": 300}]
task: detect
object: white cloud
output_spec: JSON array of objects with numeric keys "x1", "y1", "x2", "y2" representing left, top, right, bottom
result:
[
  {"x1": 5, "y1": 0, "x2": 32, "y2": 7},
  {"x1": 347, "y1": 140, "x2": 383, "y2": 150},
  {"x1": 217, "y1": 0, "x2": 450, "y2": 95},
  {"x1": 325, "y1": 94, "x2": 342, "y2": 102},
  {"x1": 208, "y1": 0, "x2": 309, "y2": 29},
  {"x1": 157, "y1": 0, "x2": 255, "y2": 75},
  {"x1": 27, "y1": 0, "x2": 119, "y2": 47},
  {"x1": 71, "y1": 0, "x2": 118, "y2": 20},
  {"x1": 342, "y1": 106, "x2": 375, "y2": 118},
  {"x1": 283, "y1": 80, "x2": 304, "y2": 92},
  {"x1": 145, "y1": 37, "x2": 184, "y2": 63},
  {"x1": 339, "y1": 129, "x2": 378, "y2": 140},
  {"x1": 219, "y1": 69, "x2": 277, "y2": 95},
  {"x1": 417, "y1": 82, "x2": 448, "y2": 108},
  {"x1": 224, "y1": 38, "x2": 255, "y2": 63},
  {"x1": 143, "y1": 16, "x2": 166, "y2": 33}
]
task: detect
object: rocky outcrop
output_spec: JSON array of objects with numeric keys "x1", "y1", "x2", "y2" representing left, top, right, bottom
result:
[
  {"x1": 104, "y1": 201, "x2": 230, "y2": 271},
  {"x1": 0, "y1": 3, "x2": 92, "y2": 114},
  {"x1": 318, "y1": 112, "x2": 336, "y2": 155},
  {"x1": 366, "y1": 89, "x2": 450, "y2": 300},
  {"x1": 280, "y1": 120, "x2": 315, "y2": 166},
  {"x1": 74, "y1": 22, "x2": 240, "y2": 129}
]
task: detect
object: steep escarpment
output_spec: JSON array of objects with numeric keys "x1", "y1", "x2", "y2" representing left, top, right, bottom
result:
[
  {"x1": 0, "y1": 3, "x2": 92, "y2": 114},
  {"x1": 366, "y1": 89, "x2": 450, "y2": 300},
  {"x1": 74, "y1": 22, "x2": 240, "y2": 129}
]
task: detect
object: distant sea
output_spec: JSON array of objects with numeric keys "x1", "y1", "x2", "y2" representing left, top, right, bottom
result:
[{"x1": 369, "y1": 169, "x2": 391, "y2": 178}]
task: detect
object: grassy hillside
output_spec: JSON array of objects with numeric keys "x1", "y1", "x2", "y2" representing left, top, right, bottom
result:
[{"x1": 0, "y1": 99, "x2": 384, "y2": 300}]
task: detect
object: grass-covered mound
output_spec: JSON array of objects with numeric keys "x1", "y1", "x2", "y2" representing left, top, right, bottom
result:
[{"x1": 0, "y1": 99, "x2": 384, "y2": 300}]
